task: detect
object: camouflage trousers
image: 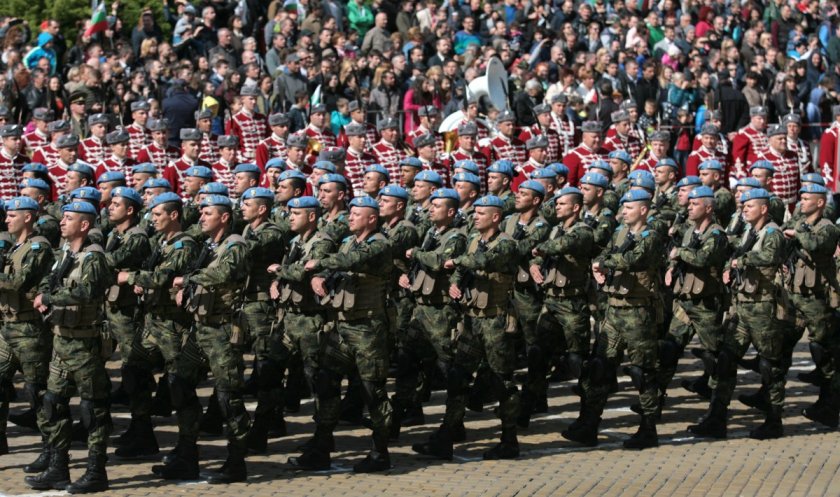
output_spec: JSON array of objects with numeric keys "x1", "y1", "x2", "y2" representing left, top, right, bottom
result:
[
  {"x1": 281, "y1": 309, "x2": 325, "y2": 404},
  {"x1": 194, "y1": 321, "x2": 250, "y2": 445},
  {"x1": 42, "y1": 335, "x2": 111, "y2": 454},
  {"x1": 316, "y1": 315, "x2": 392, "y2": 438},
  {"x1": 132, "y1": 314, "x2": 206, "y2": 437},
  {"x1": 0, "y1": 320, "x2": 51, "y2": 435},
  {"x1": 716, "y1": 300, "x2": 786, "y2": 409},
  {"x1": 658, "y1": 295, "x2": 723, "y2": 391},
  {"x1": 443, "y1": 312, "x2": 520, "y2": 430},
  {"x1": 244, "y1": 300, "x2": 288, "y2": 419},
  {"x1": 393, "y1": 303, "x2": 458, "y2": 407},
  {"x1": 788, "y1": 293, "x2": 837, "y2": 382},
  {"x1": 582, "y1": 304, "x2": 660, "y2": 417},
  {"x1": 106, "y1": 304, "x2": 141, "y2": 362},
  {"x1": 524, "y1": 295, "x2": 591, "y2": 403}
]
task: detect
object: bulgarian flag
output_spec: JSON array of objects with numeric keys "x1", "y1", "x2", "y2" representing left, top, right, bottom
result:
[{"x1": 84, "y1": 1, "x2": 108, "y2": 37}]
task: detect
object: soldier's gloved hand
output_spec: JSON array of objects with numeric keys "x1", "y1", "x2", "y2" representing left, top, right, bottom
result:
[
  {"x1": 529, "y1": 264, "x2": 544, "y2": 285},
  {"x1": 270, "y1": 280, "x2": 280, "y2": 300},
  {"x1": 398, "y1": 274, "x2": 411, "y2": 289},
  {"x1": 449, "y1": 283, "x2": 462, "y2": 300}
]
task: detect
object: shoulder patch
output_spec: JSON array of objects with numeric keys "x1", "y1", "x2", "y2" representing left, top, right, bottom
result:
[
  {"x1": 173, "y1": 241, "x2": 184, "y2": 249},
  {"x1": 767, "y1": 227, "x2": 776, "y2": 233},
  {"x1": 342, "y1": 236, "x2": 352, "y2": 243},
  {"x1": 712, "y1": 229, "x2": 721, "y2": 235},
  {"x1": 31, "y1": 242, "x2": 41, "y2": 250},
  {"x1": 535, "y1": 222, "x2": 545, "y2": 228},
  {"x1": 641, "y1": 230, "x2": 650, "y2": 238},
  {"x1": 37, "y1": 218, "x2": 47, "y2": 225}
]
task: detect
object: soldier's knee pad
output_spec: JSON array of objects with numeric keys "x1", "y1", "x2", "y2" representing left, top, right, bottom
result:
[
  {"x1": 658, "y1": 338, "x2": 682, "y2": 369},
  {"x1": 810, "y1": 342, "x2": 830, "y2": 367},
  {"x1": 168, "y1": 373, "x2": 197, "y2": 410},
  {"x1": 255, "y1": 359, "x2": 283, "y2": 390},
  {"x1": 314, "y1": 369, "x2": 341, "y2": 400},
  {"x1": 42, "y1": 391, "x2": 70, "y2": 423},
  {"x1": 625, "y1": 365, "x2": 645, "y2": 391},
  {"x1": 79, "y1": 399, "x2": 109, "y2": 431},
  {"x1": 567, "y1": 353, "x2": 584, "y2": 378},
  {"x1": 759, "y1": 357, "x2": 779, "y2": 385}
]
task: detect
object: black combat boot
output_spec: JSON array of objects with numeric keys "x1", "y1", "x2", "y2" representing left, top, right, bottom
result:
[
  {"x1": 353, "y1": 432, "x2": 391, "y2": 473},
  {"x1": 738, "y1": 385, "x2": 770, "y2": 413},
  {"x1": 25, "y1": 447, "x2": 70, "y2": 490},
  {"x1": 411, "y1": 425, "x2": 454, "y2": 460},
  {"x1": 151, "y1": 374, "x2": 173, "y2": 417},
  {"x1": 749, "y1": 405, "x2": 784, "y2": 440},
  {"x1": 8, "y1": 408, "x2": 38, "y2": 430},
  {"x1": 152, "y1": 437, "x2": 199, "y2": 480},
  {"x1": 623, "y1": 415, "x2": 659, "y2": 449},
  {"x1": 803, "y1": 384, "x2": 840, "y2": 428},
  {"x1": 561, "y1": 406, "x2": 600, "y2": 447},
  {"x1": 483, "y1": 426, "x2": 519, "y2": 460},
  {"x1": 246, "y1": 413, "x2": 270, "y2": 454},
  {"x1": 114, "y1": 417, "x2": 159, "y2": 459},
  {"x1": 203, "y1": 442, "x2": 247, "y2": 484},
  {"x1": 288, "y1": 426, "x2": 332, "y2": 471},
  {"x1": 687, "y1": 393, "x2": 728, "y2": 439},
  {"x1": 681, "y1": 374, "x2": 712, "y2": 399},
  {"x1": 66, "y1": 452, "x2": 109, "y2": 494},
  {"x1": 199, "y1": 391, "x2": 224, "y2": 436},
  {"x1": 24, "y1": 441, "x2": 51, "y2": 473}
]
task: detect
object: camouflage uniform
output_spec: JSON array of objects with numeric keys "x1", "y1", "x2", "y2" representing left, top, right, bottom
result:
[
  {"x1": 317, "y1": 210, "x2": 349, "y2": 244},
  {"x1": 34, "y1": 214, "x2": 60, "y2": 248},
  {"x1": 713, "y1": 187, "x2": 736, "y2": 226}
]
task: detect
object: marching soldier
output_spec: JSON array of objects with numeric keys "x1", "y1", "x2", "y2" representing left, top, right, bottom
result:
[
  {"x1": 486, "y1": 161, "x2": 517, "y2": 216},
  {"x1": 28, "y1": 200, "x2": 113, "y2": 494},
  {"x1": 563, "y1": 121, "x2": 605, "y2": 187},
  {"x1": 698, "y1": 160, "x2": 736, "y2": 225},
  {"x1": 371, "y1": 116, "x2": 406, "y2": 180},
  {"x1": 136, "y1": 119, "x2": 180, "y2": 171},
  {"x1": 361, "y1": 164, "x2": 389, "y2": 198},
  {"x1": 181, "y1": 166, "x2": 214, "y2": 229},
  {"x1": 686, "y1": 124, "x2": 729, "y2": 177},
  {"x1": 196, "y1": 110, "x2": 220, "y2": 165},
  {"x1": 125, "y1": 101, "x2": 151, "y2": 162},
  {"x1": 230, "y1": 87, "x2": 269, "y2": 163},
  {"x1": 255, "y1": 113, "x2": 290, "y2": 171},
  {"x1": 578, "y1": 172, "x2": 617, "y2": 250},
  {"x1": 78, "y1": 114, "x2": 109, "y2": 165},
  {"x1": 316, "y1": 174, "x2": 350, "y2": 243},
  {"x1": 747, "y1": 160, "x2": 788, "y2": 225},
  {"x1": 518, "y1": 104, "x2": 562, "y2": 164},
  {"x1": 20, "y1": 178, "x2": 61, "y2": 247},
  {"x1": 731, "y1": 106, "x2": 769, "y2": 181},
  {"x1": 486, "y1": 110, "x2": 527, "y2": 167}
]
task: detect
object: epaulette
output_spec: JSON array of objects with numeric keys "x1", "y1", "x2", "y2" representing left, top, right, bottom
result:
[
  {"x1": 535, "y1": 221, "x2": 545, "y2": 228},
  {"x1": 31, "y1": 242, "x2": 42, "y2": 250}
]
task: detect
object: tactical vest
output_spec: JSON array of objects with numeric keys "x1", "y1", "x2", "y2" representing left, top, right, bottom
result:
[
  {"x1": 411, "y1": 227, "x2": 464, "y2": 305},
  {"x1": 502, "y1": 214, "x2": 546, "y2": 288},
  {"x1": 244, "y1": 222, "x2": 283, "y2": 301},
  {"x1": 106, "y1": 225, "x2": 147, "y2": 308},
  {"x1": 463, "y1": 232, "x2": 514, "y2": 315},
  {"x1": 737, "y1": 222, "x2": 780, "y2": 300},
  {"x1": 191, "y1": 234, "x2": 247, "y2": 321},
  {"x1": 278, "y1": 232, "x2": 329, "y2": 312},
  {"x1": 146, "y1": 234, "x2": 197, "y2": 314},
  {"x1": 544, "y1": 223, "x2": 591, "y2": 297},
  {"x1": 673, "y1": 223, "x2": 725, "y2": 298},
  {"x1": 792, "y1": 218, "x2": 837, "y2": 298},
  {"x1": 51, "y1": 244, "x2": 104, "y2": 336},
  {"x1": 325, "y1": 232, "x2": 389, "y2": 320},
  {"x1": 0, "y1": 235, "x2": 49, "y2": 322},
  {"x1": 603, "y1": 227, "x2": 659, "y2": 303}
]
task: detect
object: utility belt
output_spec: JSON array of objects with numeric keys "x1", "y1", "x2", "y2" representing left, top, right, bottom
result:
[
  {"x1": 52, "y1": 326, "x2": 99, "y2": 338},
  {"x1": 149, "y1": 304, "x2": 186, "y2": 321},
  {"x1": 196, "y1": 313, "x2": 232, "y2": 326},
  {"x1": 465, "y1": 304, "x2": 506, "y2": 318},
  {"x1": 545, "y1": 286, "x2": 587, "y2": 298},
  {"x1": 607, "y1": 296, "x2": 657, "y2": 307}
]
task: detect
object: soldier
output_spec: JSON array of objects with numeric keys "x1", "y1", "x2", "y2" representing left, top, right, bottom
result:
[
  {"x1": 698, "y1": 160, "x2": 736, "y2": 225},
  {"x1": 272, "y1": 169, "x2": 306, "y2": 226},
  {"x1": 818, "y1": 105, "x2": 840, "y2": 191},
  {"x1": 129, "y1": 163, "x2": 157, "y2": 197},
  {"x1": 361, "y1": 164, "x2": 389, "y2": 198},
  {"x1": 22, "y1": 108, "x2": 54, "y2": 156},
  {"x1": 264, "y1": 158, "x2": 287, "y2": 192},
  {"x1": 0, "y1": 125, "x2": 28, "y2": 199},
  {"x1": 512, "y1": 136, "x2": 549, "y2": 191},
  {"x1": 163, "y1": 129, "x2": 212, "y2": 199},
  {"x1": 527, "y1": 187, "x2": 595, "y2": 424},
  {"x1": 196, "y1": 110, "x2": 220, "y2": 165},
  {"x1": 407, "y1": 170, "x2": 443, "y2": 237},
  {"x1": 94, "y1": 129, "x2": 135, "y2": 183},
  {"x1": 731, "y1": 106, "x2": 769, "y2": 181},
  {"x1": 95, "y1": 171, "x2": 128, "y2": 241},
  {"x1": 0, "y1": 197, "x2": 54, "y2": 455},
  {"x1": 371, "y1": 116, "x2": 406, "y2": 180},
  {"x1": 33, "y1": 120, "x2": 71, "y2": 175},
  {"x1": 181, "y1": 166, "x2": 214, "y2": 229},
  {"x1": 533, "y1": 168, "x2": 560, "y2": 226},
  {"x1": 255, "y1": 113, "x2": 290, "y2": 171},
  {"x1": 656, "y1": 186, "x2": 729, "y2": 416},
  {"x1": 460, "y1": 97, "x2": 492, "y2": 141},
  {"x1": 500, "y1": 181, "x2": 550, "y2": 428},
  {"x1": 607, "y1": 150, "x2": 632, "y2": 202},
  {"x1": 344, "y1": 123, "x2": 378, "y2": 197},
  {"x1": 548, "y1": 94, "x2": 575, "y2": 158},
  {"x1": 290, "y1": 195, "x2": 394, "y2": 472},
  {"x1": 283, "y1": 134, "x2": 310, "y2": 174},
  {"x1": 603, "y1": 110, "x2": 643, "y2": 160},
  {"x1": 406, "y1": 105, "x2": 442, "y2": 152},
  {"x1": 20, "y1": 178, "x2": 61, "y2": 247},
  {"x1": 747, "y1": 160, "x2": 787, "y2": 225},
  {"x1": 447, "y1": 121, "x2": 489, "y2": 190},
  {"x1": 78, "y1": 114, "x2": 109, "y2": 165},
  {"x1": 487, "y1": 110, "x2": 527, "y2": 166},
  {"x1": 211, "y1": 135, "x2": 239, "y2": 192},
  {"x1": 782, "y1": 114, "x2": 811, "y2": 175},
  {"x1": 414, "y1": 133, "x2": 450, "y2": 186},
  {"x1": 756, "y1": 124, "x2": 801, "y2": 210},
  {"x1": 686, "y1": 123, "x2": 729, "y2": 177},
  {"x1": 414, "y1": 195, "x2": 519, "y2": 459},
  {"x1": 651, "y1": 158, "x2": 679, "y2": 225},
  {"x1": 783, "y1": 184, "x2": 840, "y2": 427},
  {"x1": 692, "y1": 110, "x2": 730, "y2": 158},
  {"x1": 118, "y1": 192, "x2": 202, "y2": 480},
  {"x1": 68, "y1": 186, "x2": 106, "y2": 246},
  {"x1": 136, "y1": 119, "x2": 180, "y2": 171},
  {"x1": 125, "y1": 101, "x2": 151, "y2": 161},
  {"x1": 302, "y1": 104, "x2": 337, "y2": 164},
  {"x1": 316, "y1": 173, "x2": 351, "y2": 251},
  {"x1": 486, "y1": 161, "x2": 517, "y2": 216},
  {"x1": 518, "y1": 103, "x2": 562, "y2": 164},
  {"x1": 564, "y1": 189, "x2": 664, "y2": 449},
  {"x1": 578, "y1": 172, "x2": 617, "y2": 250},
  {"x1": 337, "y1": 100, "x2": 379, "y2": 150},
  {"x1": 399, "y1": 156, "x2": 424, "y2": 191},
  {"x1": 27, "y1": 200, "x2": 112, "y2": 493},
  {"x1": 230, "y1": 87, "x2": 269, "y2": 162},
  {"x1": 173, "y1": 194, "x2": 252, "y2": 483},
  {"x1": 636, "y1": 130, "x2": 670, "y2": 173},
  {"x1": 688, "y1": 188, "x2": 788, "y2": 440},
  {"x1": 563, "y1": 121, "x2": 606, "y2": 186}
]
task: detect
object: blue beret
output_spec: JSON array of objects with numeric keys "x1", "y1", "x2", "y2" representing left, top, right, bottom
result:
[
  {"x1": 628, "y1": 169, "x2": 654, "y2": 182},
  {"x1": 111, "y1": 186, "x2": 143, "y2": 205},
  {"x1": 608, "y1": 150, "x2": 632, "y2": 164},
  {"x1": 365, "y1": 164, "x2": 390, "y2": 180},
  {"x1": 200, "y1": 194, "x2": 233, "y2": 208},
  {"x1": 588, "y1": 160, "x2": 612, "y2": 174},
  {"x1": 279, "y1": 170, "x2": 307, "y2": 182},
  {"x1": 199, "y1": 182, "x2": 229, "y2": 195},
  {"x1": 740, "y1": 188, "x2": 770, "y2": 202},
  {"x1": 22, "y1": 162, "x2": 48, "y2": 174},
  {"x1": 453, "y1": 160, "x2": 479, "y2": 175},
  {"x1": 688, "y1": 186, "x2": 715, "y2": 199},
  {"x1": 399, "y1": 157, "x2": 423, "y2": 169},
  {"x1": 318, "y1": 173, "x2": 347, "y2": 186},
  {"x1": 557, "y1": 186, "x2": 583, "y2": 197},
  {"x1": 620, "y1": 190, "x2": 653, "y2": 204},
  {"x1": 242, "y1": 187, "x2": 275, "y2": 200},
  {"x1": 656, "y1": 158, "x2": 679, "y2": 170},
  {"x1": 801, "y1": 173, "x2": 826, "y2": 186},
  {"x1": 266, "y1": 158, "x2": 287, "y2": 171},
  {"x1": 488, "y1": 160, "x2": 516, "y2": 177},
  {"x1": 142, "y1": 178, "x2": 172, "y2": 190},
  {"x1": 519, "y1": 180, "x2": 545, "y2": 196},
  {"x1": 185, "y1": 166, "x2": 213, "y2": 179},
  {"x1": 531, "y1": 168, "x2": 557, "y2": 180},
  {"x1": 349, "y1": 195, "x2": 379, "y2": 210},
  {"x1": 736, "y1": 177, "x2": 762, "y2": 188},
  {"x1": 131, "y1": 163, "x2": 158, "y2": 174},
  {"x1": 430, "y1": 188, "x2": 460, "y2": 202},
  {"x1": 149, "y1": 192, "x2": 182, "y2": 209},
  {"x1": 6, "y1": 196, "x2": 39, "y2": 211},
  {"x1": 288, "y1": 196, "x2": 320, "y2": 209},
  {"x1": 415, "y1": 170, "x2": 443, "y2": 186},
  {"x1": 676, "y1": 175, "x2": 702, "y2": 188},
  {"x1": 96, "y1": 171, "x2": 127, "y2": 184},
  {"x1": 749, "y1": 160, "x2": 774, "y2": 173},
  {"x1": 801, "y1": 184, "x2": 828, "y2": 195},
  {"x1": 452, "y1": 172, "x2": 481, "y2": 187},
  {"x1": 313, "y1": 160, "x2": 337, "y2": 173},
  {"x1": 378, "y1": 184, "x2": 408, "y2": 200},
  {"x1": 70, "y1": 186, "x2": 102, "y2": 203},
  {"x1": 474, "y1": 195, "x2": 504, "y2": 208},
  {"x1": 698, "y1": 159, "x2": 723, "y2": 171},
  {"x1": 548, "y1": 163, "x2": 569, "y2": 176},
  {"x1": 62, "y1": 201, "x2": 98, "y2": 215},
  {"x1": 19, "y1": 178, "x2": 50, "y2": 191},
  {"x1": 630, "y1": 174, "x2": 656, "y2": 191},
  {"x1": 69, "y1": 162, "x2": 95, "y2": 178},
  {"x1": 234, "y1": 163, "x2": 261, "y2": 176},
  {"x1": 579, "y1": 172, "x2": 609, "y2": 188}
]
